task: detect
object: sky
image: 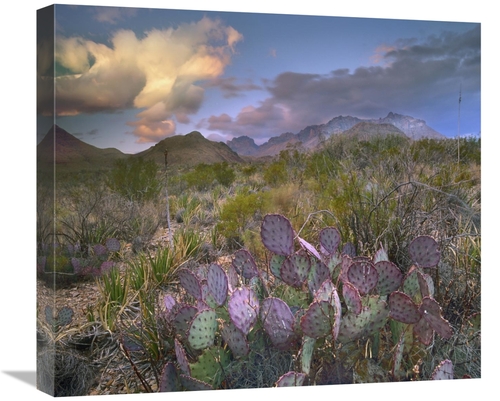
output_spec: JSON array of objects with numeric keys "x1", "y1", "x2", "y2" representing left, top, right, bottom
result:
[{"x1": 36, "y1": 2, "x2": 481, "y2": 154}]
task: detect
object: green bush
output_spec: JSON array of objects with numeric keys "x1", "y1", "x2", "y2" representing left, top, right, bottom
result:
[
  {"x1": 216, "y1": 190, "x2": 268, "y2": 248},
  {"x1": 107, "y1": 157, "x2": 162, "y2": 202}
]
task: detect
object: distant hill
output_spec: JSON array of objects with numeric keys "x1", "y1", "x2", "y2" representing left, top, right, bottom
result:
[
  {"x1": 133, "y1": 131, "x2": 244, "y2": 167},
  {"x1": 37, "y1": 125, "x2": 126, "y2": 172},
  {"x1": 226, "y1": 112, "x2": 445, "y2": 158},
  {"x1": 37, "y1": 126, "x2": 243, "y2": 174}
]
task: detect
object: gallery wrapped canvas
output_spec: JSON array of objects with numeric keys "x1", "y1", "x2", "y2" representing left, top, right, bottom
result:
[{"x1": 36, "y1": 3, "x2": 481, "y2": 397}]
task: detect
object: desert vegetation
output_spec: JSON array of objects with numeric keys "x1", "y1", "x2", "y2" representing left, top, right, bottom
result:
[{"x1": 36, "y1": 134, "x2": 480, "y2": 395}]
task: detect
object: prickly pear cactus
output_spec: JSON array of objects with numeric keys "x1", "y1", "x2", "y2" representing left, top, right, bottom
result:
[
  {"x1": 174, "y1": 338, "x2": 191, "y2": 376},
  {"x1": 206, "y1": 263, "x2": 228, "y2": 306},
  {"x1": 408, "y1": 235, "x2": 440, "y2": 268},
  {"x1": 419, "y1": 297, "x2": 453, "y2": 339},
  {"x1": 260, "y1": 297, "x2": 297, "y2": 350},
  {"x1": 159, "y1": 362, "x2": 179, "y2": 392},
  {"x1": 280, "y1": 250, "x2": 311, "y2": 288},
  {"x1": 374, "y1": 260, "x2": 403, "y2": 296},
  {"x1": 187, "y1": 309, "x2": 218, "y2": 350},
  {"x1": 319, "y1": 226, "x2": 341, "y2": 255},
  {"x1": 227, "y1": 287, "x2": 259, "y2": 335},
  {"x1": 232, "y1": 249, "x2": 259, "y2": 279},
  {"x1": 347, "y1": 259, "x2": 378, "y2": 295},
  {"x1": 338, "y1": 296, "x2": 389, "y2": 342},
  {"x1": 178, "y1": 268, "x2": 202, "y2": 300},
  {"x1": 260, "y1": 213, "x2": 295, "y2": 256},
  {"x1": 220, "y1": 320, "x2": 250, "y2": 358},
  {"x1": 389, "y1": 291, "x2": 422, "y2": 324},
  {"x1": 431, "y1": 359, "x2": 454, "y2": 380},
  {"x1": 275, "y1": 371, "x2": 306, "y2": 387}
]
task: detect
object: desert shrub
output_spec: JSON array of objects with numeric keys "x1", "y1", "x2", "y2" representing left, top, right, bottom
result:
[
  {"x1": 182, "y1": 162, "x2": 236, "y2": 191},
  {"x1": 263, "y1": 159, "x2": 288, "y2": 187},
  {"x1": 216, "y1": 190, "x2": 268, "y2": 249},
  {"x1": 107, "y1": 157, "x2": 162, "y2": 202}
]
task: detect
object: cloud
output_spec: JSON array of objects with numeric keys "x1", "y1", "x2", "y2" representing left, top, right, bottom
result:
[
  {"x1": 46, "y1": 17, "x2": 243, "y2": 143},
  {"x1": 203, "y1": 26, "x2": 480, "y2": 139},
  {"x1": 202, "y1": 77, "x2": 262, "y2": 98}
]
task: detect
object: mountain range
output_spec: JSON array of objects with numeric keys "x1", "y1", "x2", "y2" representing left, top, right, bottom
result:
[
  {"x1": 37, "y1": 112, "x2": 444, "y2": 172},
  {"x1": 227, "y1": 112, "x2": 444, "y2": 158}
]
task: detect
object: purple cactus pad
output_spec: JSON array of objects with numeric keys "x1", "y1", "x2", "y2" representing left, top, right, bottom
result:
[
  {"x1": 388, "y1": 291, "x2": 422, "y2": 324},
  {"x1": 232, "y1": 249, "x2": 259, "y2": 279},
  {"x1": 374, "y1": 260, "x2": 403, "y2": 296},
  {"x1": 207, "y1": 263, "x2": 228, "y2": 306},
  {"x1": 260, "y1": 297, "x2": 297, "y2": 350},
  {"x1": 260, "y1": 214, "x2": 295, "y2": 256},
  {"x1": 228, "y1": 287, "x2": 259, "y2": 335},
  {"x1": 347, "y1": 259, "x2": 378, "y2": 295},
  {"x1": 319, "y1": 227, "x2": 341, "y2": 255},
  {"x1": 178, "y1": 268, "x2": 203, "y2": 300},
  {"x1": 408, "y1": 235, "x2": 440, "y2": 268}
]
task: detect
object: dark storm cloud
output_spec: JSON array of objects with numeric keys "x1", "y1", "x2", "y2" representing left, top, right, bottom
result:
[{"x1": 209, "y1": 25, "x2": 480, "y2": 139}]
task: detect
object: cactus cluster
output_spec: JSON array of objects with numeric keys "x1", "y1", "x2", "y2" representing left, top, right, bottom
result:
[
  {"x1": 37, "y1": 238, "x2": 121, "y2": 282},
  {"x1": 156, "y1": 213, "x2": 455, "y2": 391}
]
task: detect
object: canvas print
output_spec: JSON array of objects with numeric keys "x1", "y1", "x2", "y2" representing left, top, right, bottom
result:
[{"x1": 36, "y1": 4, "x2": 481, "y2": 397}]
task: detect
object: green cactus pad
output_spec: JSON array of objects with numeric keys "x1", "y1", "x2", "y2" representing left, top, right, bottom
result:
[
  {"x1": 221, "y1": 320, "x2": 250, "y2": 358},
  {"x1": 228, "y1": 287, "x2": 259, "y2": 335},
  {"x1": 232, "y1": 249, "x2": 259, "y2": 279},
  {"x1": 300, "y1": 300, "x2": 335, "y2": 339},
  {"x1": 342, "y1": 281, "x2": 362, "y2": 315},
  {"x1": 338, "y1": 296, "x2": 389, "y2": 342},
  {"x1": 347, "y1": 259, "x2": 378, "y2": 295},
  {"x1": 187, "y1": 309, "x2": 218, "y2": 350},
  {"x1": 403, "y1": 265, "x2": 422, "y2": 302},
  {"x1": 269, "y1": 254, "x2": 286, "y2": 280},
  {"x1": 319, "y1": 226, "x2": 341, "y2": 255},
  {"x1": 307, "y1": 258, "x2": 331, "y2": 297},
  {"x1": 260, "y1": 297, "x2": 297, "y2": 350},
  {"x1": 178, "y1": 268, "x2": 202, "y2": 300},
  {"x1": 280, "y1": 250, "x2": 311, "y2": 288},
  {"x1": 159, "y1": 362, "x2": 179, "y2": 392},
  {"x1": 260, "y1": 214, "x2": 295, "y2": 256},
  {"x1": 374, "y1": 260, "x2": 403, "y2": 296},
  {"x1": 179, "y1": 374, "x2": 213, "y2": 391},
  {"x1": 408, "y1": 235, "x2": 440, "y2": 268},
  {"x1": 174, "y1": 338, "x2": 191, "y2": 376},
  {"x1": 420, "y1": 297, "x2": 453, "y2": 339},
  {"x1": 389, "y1": 291, "x2": 422, "y2": 324},
  {"x1": 314, "y1": 279, "x2": 342, "y2": 340},
  {"x1": 207, "y1": 263, "x2": 228, "y2": 306},
  {"x1": 172, "y1": 305, "x2": 198, "y2": 339},
  {"x1": 300, "y1": 336, "x2": 316, "y2": 375},
  {"x1": 189, "y1": 346, "x2": 230, "y2": 388},
  {"x1": 275, "y1": 371, "x2": 306, "y2": 387},
  {"x1": 431, "y1": 359, "x2": 454, "y2": 380}
]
